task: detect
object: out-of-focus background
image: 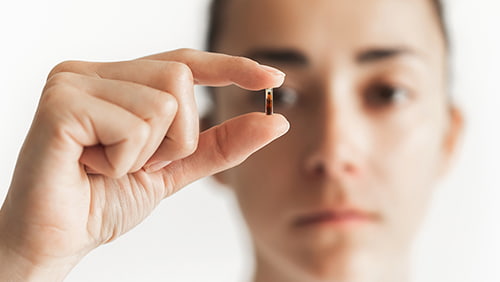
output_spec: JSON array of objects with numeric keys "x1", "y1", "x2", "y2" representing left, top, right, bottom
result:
[{"x1": 0, "y1": 1, "x2": 498, "y2": 281}]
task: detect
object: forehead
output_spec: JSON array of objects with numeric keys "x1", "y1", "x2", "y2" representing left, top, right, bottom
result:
[{"x1": 216, "y1": 0, "x2": 444, "y2": 62}]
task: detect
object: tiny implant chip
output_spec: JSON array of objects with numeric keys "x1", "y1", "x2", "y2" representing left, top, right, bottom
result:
[{"x1": 265, "y1": 88, "x2": 273, "y2": 115}]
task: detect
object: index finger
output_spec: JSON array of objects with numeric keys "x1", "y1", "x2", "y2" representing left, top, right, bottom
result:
[{"x1": 142, "y1": 48, "x2": 286, "y2": 90}]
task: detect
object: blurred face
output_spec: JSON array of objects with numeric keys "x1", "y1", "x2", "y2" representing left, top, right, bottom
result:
[{"x1": 211, "y1": 0, "x2": 459, "y2": 281}]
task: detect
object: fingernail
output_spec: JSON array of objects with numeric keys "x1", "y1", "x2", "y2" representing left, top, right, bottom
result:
[
  {"x1": 278, "y1": 118, "x2": 291, "y2": 135},
  {"x1": 144, "y1": 161, "x2": 172, "y2": 173},
  {"x1": 260, "y1": 65, "x2": 286, "y2": 77}
]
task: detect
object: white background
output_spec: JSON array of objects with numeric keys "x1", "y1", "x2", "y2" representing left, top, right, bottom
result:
[{"x1": 0, "y1": 1, "x2": 498, "y2": 281}]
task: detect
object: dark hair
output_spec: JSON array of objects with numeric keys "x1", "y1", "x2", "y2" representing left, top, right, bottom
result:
[{"x1": 206, "y1": 0, "x2": 449, "y2": 52}]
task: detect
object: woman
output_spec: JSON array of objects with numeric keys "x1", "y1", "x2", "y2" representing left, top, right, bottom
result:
[{"x1": 0, "y1": 0, "x2": 462, "y2": 281}]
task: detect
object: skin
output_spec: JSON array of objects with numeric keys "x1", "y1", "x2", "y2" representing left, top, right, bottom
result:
[
  {"x1": 210, "y1": 0, "x2": 463, "y2": 281},
  {"x1": 0, "y1": 0, "x2": 463, "y2": 281},
  {"x1": 0, "y1": 50, "x2": 289, "y2": 281}
]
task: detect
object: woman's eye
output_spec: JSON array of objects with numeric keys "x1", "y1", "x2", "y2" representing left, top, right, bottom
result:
[
  {"x1": 273, "y1": 87, "x2": 299, "y2": 109},
  {"x1": 364, "y1": 84, "x2": 409, "y2": 108}
]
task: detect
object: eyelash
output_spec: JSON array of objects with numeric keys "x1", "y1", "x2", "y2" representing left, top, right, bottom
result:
[
  {"x1": 273, "y1": 87, "x2": 299, "y2": 108},
  {"x1": 363, "y1": 83, "x2": 410, "y2": 109},
  {"x1": 246, "y1": 82, "x2": 409, "y2": 111},
  {"x1": 272, "y1": 83, "x2": 409, "y2": 109},
  {"x1": 246, "y1": 86, "x2": 300, "y2": 111}
]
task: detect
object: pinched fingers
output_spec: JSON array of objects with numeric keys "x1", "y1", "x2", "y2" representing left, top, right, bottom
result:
[
  {"x1": 154, "y1": 113, "x2": 290, "y2": 197},
  {"x1": 72, "y1": 52, "x2": 287, "y2": 168},
  {"x1": 46, "y1": 50, "x2": 286, "y2": 173}
]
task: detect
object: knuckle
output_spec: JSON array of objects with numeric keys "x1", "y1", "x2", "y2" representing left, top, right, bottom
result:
[
  {"x1": 153, "y1": 93, "x2": 178, "y2": 118},
  {"x1": 181, "y1": 137, "x2": 198, "y2": 156},
  {"x1": 173, "y1": 48, "x2": 195, "y2": 57},
  {"x1": 42, "y1": 72, "x2": 77, "y2": 100},
  {"x1": 168, "y1": 135, "x2": 198, "y2": 159},
  {"x1": 133, "y1": 120, "x2": 151, "y2": 142},
  {"x1": 213, "y1": 124, "x2": 236, "y2": 165},
  {"x1": 47, "y1": 60, "x2": 81, "y2": 79},
  {"x1": 35, "y1": 98, "x2": 77, "y2": 144},
  {"x1": 155, "y1": 62, "x2": 193, "y2": 92},
  {"x1": 46, "y1": 71, "x2": 76, "y2": 86},
  {"x1": 167, "y1": 61, "x2": 193, "y2": 83}
]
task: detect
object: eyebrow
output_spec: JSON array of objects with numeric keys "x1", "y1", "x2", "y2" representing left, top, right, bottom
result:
[
  {"x1": 243, "y1": 47, "x2": 417, "y2": 67},
  {"x1": 244, "y1": 48, "x2": 309, "y2": 66},
  {"x1": 356, "y1": 47, "x2": 415, "y2": 64}
]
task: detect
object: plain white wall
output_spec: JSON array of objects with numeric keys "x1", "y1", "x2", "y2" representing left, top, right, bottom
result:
[{"x1": 0, "y1": 1, "x2": 498, "y2": 281}]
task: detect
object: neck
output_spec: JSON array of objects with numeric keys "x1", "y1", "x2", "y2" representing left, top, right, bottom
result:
[{"x1": 252, "y1": 250, "x2": 411, "y2": 282}]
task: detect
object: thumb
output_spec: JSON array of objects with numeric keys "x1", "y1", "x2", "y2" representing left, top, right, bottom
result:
[{"x1": 153, "y1": 112, "x2": 290, "y2": 197}]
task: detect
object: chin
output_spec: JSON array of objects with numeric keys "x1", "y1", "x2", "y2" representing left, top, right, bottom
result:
[
  {"x1": 278, "y1": 236, "x2": 385, "y2": 282},
  {"x1": 302, "y1": 251, "x2": 377, "y2": 282}
]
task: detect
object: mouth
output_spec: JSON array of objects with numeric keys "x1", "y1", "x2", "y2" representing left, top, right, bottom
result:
[{"x1": 292, "y1": 208, "x2": 379, "y2": 230}]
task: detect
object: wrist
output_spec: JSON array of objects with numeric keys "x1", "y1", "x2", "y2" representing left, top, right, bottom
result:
[
  {"x1": 0, "y1": 215, "x2": 80, "y2": 282},
  {"x1": 0, "y1": 237, "x2": 79, "y2": 282}
]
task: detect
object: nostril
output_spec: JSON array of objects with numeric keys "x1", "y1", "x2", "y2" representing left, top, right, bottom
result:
[
  {"x1": 344, "y1": 163, "x2": 356, "y2": 174},
  {"x1": 345, "y1": 163, "x2": 361, "y2": 178},
  {"x1": 305, "y1": 157, "x2": 359, "y2": 179},
  {"x1": 312, "y1": 162, "x2": 326, "y2": 176}
]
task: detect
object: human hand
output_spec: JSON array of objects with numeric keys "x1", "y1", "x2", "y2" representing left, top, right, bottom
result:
[{"x1": 0, "y1": 49, "x2": 288, "y2": 281}]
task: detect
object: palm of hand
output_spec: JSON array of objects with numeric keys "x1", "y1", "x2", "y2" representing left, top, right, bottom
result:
[{"x1": 3, "y1": 150, "x2": 168, "y2": 264}]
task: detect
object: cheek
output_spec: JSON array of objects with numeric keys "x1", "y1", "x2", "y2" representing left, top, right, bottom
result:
[
  {"x1": 367, "y1": 110, "x2": 446, "y2": 238},
  {"x1": 372, "y1": 120, "x2": 443, "y2": 186}
]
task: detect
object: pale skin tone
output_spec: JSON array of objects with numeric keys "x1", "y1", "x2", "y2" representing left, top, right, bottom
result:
[
  {"x1": 0, "y1": 49, "x2": 289, "y2": 281},
  {"x1": 211, "y1": 0, "x2": 462, "y2": 281},
  {"x1": 0, "y1": 1, "x2": 463, "y2": 282}
]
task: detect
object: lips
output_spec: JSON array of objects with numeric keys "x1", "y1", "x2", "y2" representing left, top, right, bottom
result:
[{"x1": 293, "y1": 208, "x2": 379, "y2": 228}]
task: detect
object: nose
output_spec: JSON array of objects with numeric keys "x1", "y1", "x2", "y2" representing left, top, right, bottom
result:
[{"x1": 303, "y1": 95, "x2": 362, "y2": 180}]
